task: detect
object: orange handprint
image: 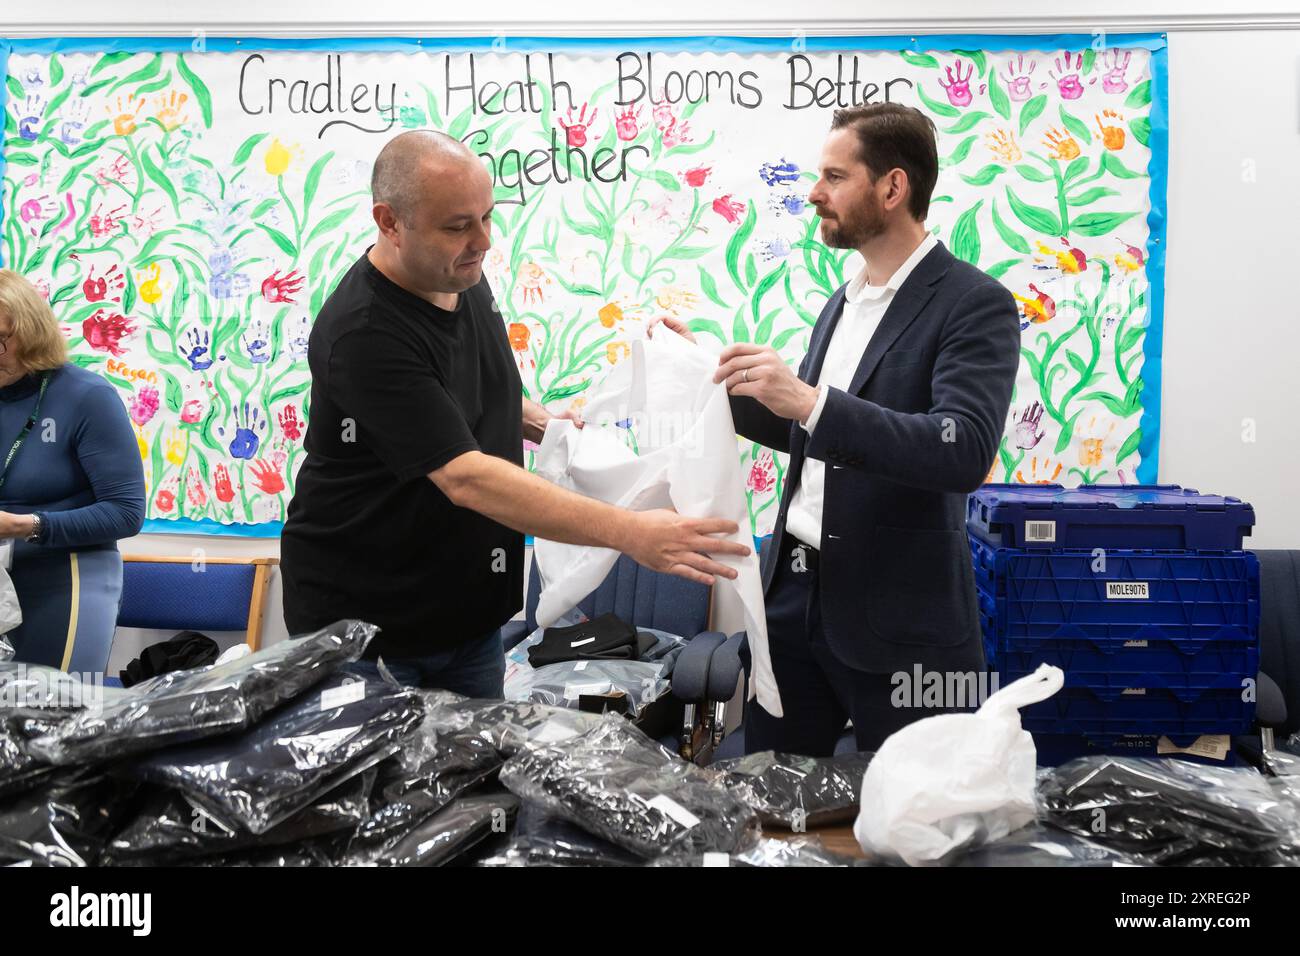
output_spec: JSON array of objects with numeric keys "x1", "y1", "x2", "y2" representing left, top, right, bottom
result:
[
  {"x1": 985, "y1": 128, "x2": 1022, "y2": 163},
  {"x1": 1095, "y1": 109, "x2": 1125, "y2": 151},
  {"x1": 107, "y1": 96, "x2": 144, "y2": 136},
  {"x1": 1016, "y1": 456, "x2": 1063, "y2": 484},
  {"x1": 1042, "y1": 126, "x2": 1080, "y2": 161},
  {"x1": 1078, "y1": 418, "x2": 1117, "y2": 467},
  {"x1": 153, "y1": 90, "x2": 189, "y2": 131}
]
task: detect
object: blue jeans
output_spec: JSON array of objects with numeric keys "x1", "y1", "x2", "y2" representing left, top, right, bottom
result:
[{"x1": 369, "y1": 629, "x2": 506, "y2": 699}]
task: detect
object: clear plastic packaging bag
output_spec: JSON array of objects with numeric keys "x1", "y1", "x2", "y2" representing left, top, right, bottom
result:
[
  {"x1": 345, "y1": 794, "x2": 519, "y2": 867},
  {"x1": 1038, "y1": 755, "x2": 1300, "y2": 866},
  {"x1": 419, "y1": 691, "x2": 606, "y2": 758},
  {"x1": 102, "y1": 769, "x2": 377, "y2": 865},
  {"x1": 0, "y1": 568, "x2": 22, "y2": 638},
  {"x1": 126, "y1": 668, "x2": 423, "y2": 835},
  {"x1": 713, "y1": 751, "x2": 873, "y2": 829},
  {"x1": 953, "y1": 822, "x2": 1142, "y2": 867},
  {"x1": 506, "y1": 657, "x2": 672, "y2": 717},
  {"x1": 499, "y1": 714, "x2": 756, "y2": 858},
  {"x1": 648, "y1": 835, "x2": 860, "y2": 867},
  {"x1": 476, "y1": 800, "x2": 642, "y2": 867},
  {"x1": 0, "y1": 634, "x2": 13, "y2": 661},
  {"x1": 25, "y1": 620, "x2": 377, "y2": 766},
  {"x1": 0, "y1": 769, "x2": 138, "y2": 866}
]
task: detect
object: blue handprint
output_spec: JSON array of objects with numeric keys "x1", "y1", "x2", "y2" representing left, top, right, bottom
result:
[
  {"x1": 287, "y1": 315, "x2": 311, "y2": 362},
  {"x1": 227, "y1": 403, "x2": 265, "y2": 460},
  {"x1": 22, "y1": 67, "x2": 43, "y2": 88},
  {"x1": 242, "y1": 321, "x2": 271, "y2": 364},
  {"x1": 759, "y1": 237, "x2": 792, "y2": 261},
  {"x1": 768, "y1": 193, "x2": 807, "y2": 216},
  {"x1": 18, "y1": 95, "x2": 46, "y2": 142},
  {"x1": 759, "y1": 158, "x2": 800, "y2": 187},
  {"x1": 58, "y1": 101, "x2": 92, "y2": 146},
  {"x1": 183, "y1": 328, "x2": 215, "y2": 372}
]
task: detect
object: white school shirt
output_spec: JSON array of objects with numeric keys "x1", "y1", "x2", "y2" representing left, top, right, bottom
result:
[{"x1": 784, "y1": 232, "x2": 938, "y2": 548}]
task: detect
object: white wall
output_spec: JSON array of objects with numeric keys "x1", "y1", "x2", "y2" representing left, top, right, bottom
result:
[{"x1": 7, "y1": 3, "x2": 1297, "y2": 663}]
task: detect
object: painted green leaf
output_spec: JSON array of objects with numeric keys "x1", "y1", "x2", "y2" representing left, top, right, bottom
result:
[
  {"x1": 725, "y1": 202, "x2": 757, "y2": 293},
  {"x1": 1067, "y1": 186, "x2": 1120, "y2": 206},
  {"x1": 960, "y1": 163, "x2": 1004, "y2": 187},
  {"x1": 109, "y1": 53, "x2": 162, "y2": 94},
  {"x1": 1124, "y1": 79, "x2": 1152, "y2": 110},
  {"x1": 687, "y1": 319, "x2": 727, "y2": 344},
  {"x1": 141, "y1": 147, "x2": 182, "y2": 216},
  {"x1": 1063, "y1": 156, "x2": 1090, "y2": 182},
  {"x1": 987, "y1": 70, "x2": 1011, "y2": 120},
  {"x1": 256, "y1": 223, "x2": 297, "y2": 257},
  {"x1": 1018, "y1": 94, "x2": 1047, "y2": 136},
  {"x1": 303, "y1": 207, "x2": 355, "y2": 249},
  {"x1": 1014, "y1": 163, "x2": 1052, "y2": 183},
  {"x1": 1118, "y1": 325, "x2": 1145, "y2": 355},
  {"x1": 1058, "y1": 105, "x2": 1092, "y2": 145},
  {"x1": 772, "y1": 326, "x2": 805, "y2": 350},
  {"x1": 303, "y1": 150, "x2": 334, "y2": 211},
  {"x1": 1116, "y1": 425, "x2": 1141, "y2": 464},
  {"x1": 950, "y1": 201, "x2": 984, "y2": 266},
  {"x1": 5, "y1": 76, "x2": 22, "y2": 100},
  {"x1": 134, "y1": 71, "x2": 173, "y2": 98},
  {"x1": 953, "y1": 49, "x2": 987, "y2": 78},
  {"x1": 1071, "y1": 211, "x2": 1137, "y2": 237},
  {"x1": 176, "y1": 54, "x2": 214, "y2": 127},
  {"x1": 233, "y1": 133, "x2": 268, "y2": 166},
  {"x1": 49, "y1": 54, "x2": 64, "y2": 87},
  {"x1": 1129, "y1": 117, "x2": 1150, "y2": 147},
  {"x1": 1055, "y1": 409, "x2": 1084, "y2": 454},
  {"x1": 942, "y1": 134, "x2": 978, "y2": 168},
  {"x1": 985, "y1": 257, "x2": 1021, "y2": 280},
  {"x1": 4, "y1": 152, "x2": 38, "y2": 166},
  {"x1": 1005, "y1": 185, "x2": 1061, "y2": 236},
  {"x1": 79, "y1": 78, "x2": 114, "y2": 98},
  {"x1": 1082, "y1": 48, "x2": 1097, "y2": 75},
  {"x1": 991, "y1": 198, "x2": 1031, "y2": 254},
  {"x1": 750, "y1": 262, "x2": 788, "y2": 328},
  {"x1": 163, "y1": 370, "x2": 183, "y2": 413},
  {"x1": 916, "y1": 83, "x2": 960, "y2": 119},
  {"x1": 651, "y1": 169, "x2": 680, "y2": 192},
  {"x1": 900, "y1": 51, "x2": 940, "y2": 69},
  {"x1": 91, "y1": 51, "x2": 134, "y2": 76},
  {"x1": 943, "y1": 111, "x2": 990, "y2": 134},
  {"x1": 744, "y1": 254, "x2": 758, "y2": 288},
  {"x1": 698, "y1": 265, "x2": 728, "y2": 308}
]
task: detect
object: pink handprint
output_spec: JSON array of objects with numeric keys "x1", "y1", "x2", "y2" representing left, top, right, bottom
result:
[
  {"x1": 186, "y1": 468, "x2": 208, "y2": 508},
  {"x1": 1101, "y1": 49, "x2": 1132, "y2": 94},
  {"x1": 1050, "y1": 52, "x2": 1087, "y2": 100},
  {"x1": 558, "y1": 103, "x2": 598, "y2": 148},
  {"x1": 278, "y1": 405, "x2": 304, "y2": 441},
  {"x1": 662, "y1": 119, "x2": 693, "y2": 149},
  {"x1": 1013, "y1": 402, "x2": 1046, "y2": 450},
  {"x1": 938, "y1": 59, "x2": 982, "y2": 108},
  {"x1": 613, "y1": 104, "x2": 643, "y2": 142},
  {"x1": 1001, "y1": 54, "x2": 1039, "y2": 103}
]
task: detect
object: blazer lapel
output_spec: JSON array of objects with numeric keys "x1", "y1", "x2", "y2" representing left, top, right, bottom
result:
[{"x1": 845, "y1": 241, "x2": 954, "y2": 396}]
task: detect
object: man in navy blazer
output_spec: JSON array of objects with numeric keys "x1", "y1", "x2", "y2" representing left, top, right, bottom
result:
[{"x1": 656, "y1": 103, "x2": 1020, "y2": 755}]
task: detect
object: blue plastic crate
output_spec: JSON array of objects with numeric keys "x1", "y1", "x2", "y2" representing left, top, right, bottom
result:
[
  {"x1": 1020, "y1": 683, "x2": 1253, "y2": 739},
  {"x1": 1032, "y1": 733, "x2": 1240, "y2": 767},
  {"x1": 968, "y1": 483, "x2": 1255, "y2": 551},
  {"x1": 971, "y1": 538, "x2": 1260, "y2": 657}
]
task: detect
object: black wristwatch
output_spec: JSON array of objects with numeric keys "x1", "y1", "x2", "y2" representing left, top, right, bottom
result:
[{"x1": 24, "y1": 513, "x2": 43, "y2": 543}]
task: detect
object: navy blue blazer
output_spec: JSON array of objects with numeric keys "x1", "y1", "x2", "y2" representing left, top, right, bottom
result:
[{"x1": 731, "y1": 240, "x2": 1020, "y2": 675}]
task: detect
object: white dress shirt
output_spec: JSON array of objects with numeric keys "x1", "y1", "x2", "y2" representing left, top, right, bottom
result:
[{"x1": 784, "y1": 232, "x2": 938, "y2": 548}]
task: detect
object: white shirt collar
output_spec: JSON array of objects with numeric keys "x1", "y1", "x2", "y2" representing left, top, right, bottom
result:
[{"x1": 844, "y1": 232, "x2": 939, "y2": 305}]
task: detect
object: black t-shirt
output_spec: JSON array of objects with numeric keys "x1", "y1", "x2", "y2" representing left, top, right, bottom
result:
[{"x1": 281, "y1": 250, "x2": 523, "y2": 656}]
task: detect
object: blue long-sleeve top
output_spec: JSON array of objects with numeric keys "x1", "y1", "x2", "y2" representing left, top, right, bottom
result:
[{"x1": 0, "y1": 363, "x2": 145, "y2": 562}]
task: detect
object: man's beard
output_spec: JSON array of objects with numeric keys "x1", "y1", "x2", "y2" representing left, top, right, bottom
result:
[{"x1": 818, "y1": 201, "x2": 886, "y2": 249}]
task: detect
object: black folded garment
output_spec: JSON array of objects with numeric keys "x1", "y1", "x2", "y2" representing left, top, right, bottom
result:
[
  {"x1": 953, "y1": 823, "x2": 1142, "y2": 867},
  {"x1": 528, "y1": 613, "x2": 649, "y2": 667},
  {"x1": 648, "y1": 835, "x2": 864, "y2": 867},
  {"x1": 1038, "y1": 756, "x2": 1300, "y2": 866},
  {"x1": 712, "y1": 751, "x2": 873, "y2": 829},
  {"x1": 419, "y1": 691, "x2": 606, "y2": 758},
  {"x1": 500, "y1": 715, "x2": 757, "y2": 859},
  {"x1": 0, "y1": 769, "x2": 139, "y2": 867},
  {"x1": 478, "y1": 800, "x2": 642, "y2": 867},
  {"x1": 102, "y1": 769, "x2": 378, "y2": 865},
  {"x1": 120, "y1": 631, "x2": 221, "y2": 688},
  {"x1": 124, "y1": 669, "x2": 424, "y2": 835},
  {"x1": 345, "y1": 794, "x2": 520, "y2": 867},
  {"x1": 25, "y1": 620, "x2": 377, "y2": 766}
]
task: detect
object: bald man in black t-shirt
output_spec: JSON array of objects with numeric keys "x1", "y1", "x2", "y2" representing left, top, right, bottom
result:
[{"x1": 282, "y1": 131, "x2": 748, "y2": 696}]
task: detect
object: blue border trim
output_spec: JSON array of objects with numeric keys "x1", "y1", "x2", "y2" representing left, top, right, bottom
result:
[
  {"x1": 142, "y1": 516, "x2": 283, "y2": 538},
  {"x1": 3, "y1": 31, "x2": 1169, "y2": 529},
  {"x1": 1134, "y1": 40, "x2": 1168, "y2": 484},
  {"x1": 0, "y1": 40, "x2": 11, "y2": 267}
]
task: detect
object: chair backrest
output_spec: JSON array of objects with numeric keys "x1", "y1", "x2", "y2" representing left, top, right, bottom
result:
[
  {"x1": 525, "y1": 553, "x2": 710, "y2": 638},
  {"x1": 117, "y1": 556, "x2": 278, "y2": 651},
  {"x1": 1257, "y1": 550, "x2": 1300, "y2": 736}
]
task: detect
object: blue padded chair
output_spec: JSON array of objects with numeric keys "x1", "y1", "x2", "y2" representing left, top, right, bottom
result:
[
  {"x1": 116, "y1": 555, "x2": 278, "y2": 652},
  {"x1": 503, "y1": 552, "x2": 742, "y2": 759}
]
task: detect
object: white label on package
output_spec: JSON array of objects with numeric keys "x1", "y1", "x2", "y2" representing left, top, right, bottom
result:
[
  {"x1": 648, "y1": 795, "x2": 700, "y2": 829},
  {"x1": 320, "y1": 680, "x2": 366, "y2": 711},
  {"x1": 1024, "y1": 520, "x2": 1056, "y2": 543},
  {"x1": 1157, "y1": 734, "x2": 1231, "y2": 761},
  {"x1": 574, "y1": 661, "x2": 589, "y2": 671},
  {"x1": 569, "y1": 637, "x2": 596, "y2": 648},
  {"x1": 563, "y1": 682, "x2": 611, "y2": 700},
  {"x1": 701, "y1": 852, "x2": 731, "y2": 867},
  {"x1": 1106, "y1": 581, "x2": 1149, "y2": 599}
]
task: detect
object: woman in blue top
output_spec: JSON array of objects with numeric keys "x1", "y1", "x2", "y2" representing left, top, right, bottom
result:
[{"x1": 0, "y1": 270, "x2": 144, "y2": 673}]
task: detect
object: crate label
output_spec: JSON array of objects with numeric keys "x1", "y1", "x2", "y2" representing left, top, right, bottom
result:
[
  {"x1": 1121, "y1": 688, "x2": 1147, "y2": 695},
  {"x1": 1024, "y1": 520, "x2": 1056, "y2": 542},
  {"x1": 1106, "y1": 581, "x2": 1150, "y2": 599},
  {"x1": 1157, "y1": 734, "x2": 1230, "y2": 761},
  {"x1": 1123, "y1": 639, "x2": 1149, "y2": 647}
]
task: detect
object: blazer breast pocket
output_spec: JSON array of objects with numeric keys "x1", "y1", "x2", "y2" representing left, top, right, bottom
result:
[{"x1": 877, "y1": 347, "x2": 924, "y2": 370}]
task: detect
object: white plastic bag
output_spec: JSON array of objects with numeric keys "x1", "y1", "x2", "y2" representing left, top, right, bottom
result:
[
  {"x1": 854, "y1": 663, "x2": 1065, "y2": 866},
  {"x1": 0, "y1": 566, "x2": 21, "y2": 639},
  {"x1": 532, "y1": 328, "x2": 780, "y2": 716}
]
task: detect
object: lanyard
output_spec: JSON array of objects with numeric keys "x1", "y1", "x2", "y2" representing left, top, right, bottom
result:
[{"x1": 0, "y1": 371, "x2": 52, "y2": 494}]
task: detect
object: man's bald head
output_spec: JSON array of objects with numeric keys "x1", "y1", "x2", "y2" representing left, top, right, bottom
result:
[{"x1": 371, "y1": 130, "x2": 482, "y2": 226}]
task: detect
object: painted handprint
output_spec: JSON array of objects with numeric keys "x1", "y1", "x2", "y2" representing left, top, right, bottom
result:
[
  {"x1": 759, "y1": 159, "x2": 800, "y2": 187},
  {"x1": 287, "y1": 315, "x2": 311, "y2": 362},
  {"x1": 1049, "y1": 53, "x2": 1087, "y2": 100},
  {"x1": 213, "y1": 464, "x2": 236, "y2": 504},
  {"x1": 613, "y1": 104, "x2": 643, "y2": 141},
  {"x1": 249, "y1": 459, "x2": 286, "y2": 495},
  {"x1": 759, "y1": 237, "x2": 792, "y2": 261},
  {"x1": 1033, "y1": 239, "x2": 1087, "y2": 276},
  {"x1": 278, "y1": 405, "x2": 304, "y2": 441},
  {"x1": 518, "y1": 262, "x2": 550, "y2": 306},
  {"x1": 181, "y1": 399, "x2": 205, "y2": 424},
  {"x1": 1042, "y1": 126, "x2": 1081, "y2": 161},
  {"x1": 1016, "y1": 456, "x2": 1064, "y2": 484},
  {"x1": 82, "y1": 310, "x2": 134, "y2": 357},
  {"x1": 1013, "y1": 283, "x2": 1056, "y2": 329},
  {"x1": 1012, "y1": 402, "x2": 1046, "y2": 450},
  {"x1": 1101, "y1": 49, "x2": 1132, "y2": 94},
  {"x1": 154, "y1": 477, "x2": 179, "y2": 514},
  {"x1": 985, "y1": 128, "x2": 1022, "y2": 163},
  {"x1": 225, "y1": 404, "x2": 266, "y2": 460},
  {"x1": 164, "y1": 429, "x2": 187, "y2": 466},
  {"x1": 661, "y1": 120, "x2": 693, "y2": 149},
  {"x1": 130, "y1": 206, "x2": 165, "y2": 238},
  {"x1": 137, "y1": 263, "x2": 165, "y2": 305},
  {"x1": 768, "y1": 193, "x2": 806, "y2": 217},
  {"x1": 242, "y1": 320, "x2": 272, "y2": 365},
  {"x1": 58, "y1": 100, "x2": 93, "y2": 146},
  {"x1": 18, "y1": 194, "x2": 58, "y2": 236},
  {"x1": 17, "y1": 94, "x2": 46, "y2": 141},
  {"x1": 88, "y1": 204, "x2": 127, "y2": 240},
  {"x1": 654, "y1": 286, "x2": 698, "y2": 314},
  {"x1": 558, "y1": 103, "x2": 598, "y2": 148},
  {"x1": 938, "y1": 59, "x2": 983, "y2": 108},
  {"x1": 106, "y1": 95, "x2": 144, "y2": 136},
  {"x1": 182, "y1": 328, "x2": 215, "y2": 371},
  {"x1": 1095, "y1": 109, "x2": 1126, "y2": 151},
  {"x1": 681, "y1": 166, "x2": 711, "y2": 188},
  {"x1": 152, "y1": 90, "x2": 189, "y2": 130},
  {"x1": 95, "y1": 153, "x2": 136, "y2": 189},
  {"x1": 261, "y1": 269, "x2": 304, "y2": 304},
  {"x1": 185, "y1": 468, "x2": 208, "y2": 508},
  {"x1": 128, "y1": 387, "x2": 160, "y2": 428},
  {"x1": 1113, "y1": 238, "x2": 1145, "y2": 274},
  {"x1": 1078, "y1": 418, "x2": 1117, "y2": 467},
  {"x1": 1001, "y1": 54, "x2": 1039, "y2": 102},
  {"x1": 712, "y1": 195, "x2": 746, "y2": 224}
]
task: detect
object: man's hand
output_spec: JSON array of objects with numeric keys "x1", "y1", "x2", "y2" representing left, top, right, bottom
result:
[
  {"x1": 714, "y1": 343, "x2": 820, "y2": 423},
  {"x1": 646, "y1": 315, "x2": 697, "y2": 344},
  {"x1": 523, "y1": 397, "x2": 583, "y2": 444},
  {"x1": 623, "y1": 509, "x2": 750, "y2": 586}
]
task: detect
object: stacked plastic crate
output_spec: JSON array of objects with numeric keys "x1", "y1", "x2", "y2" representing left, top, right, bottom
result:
[{"x1": 968, "y1": 484, "x2": 1260, "y2": 764}]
